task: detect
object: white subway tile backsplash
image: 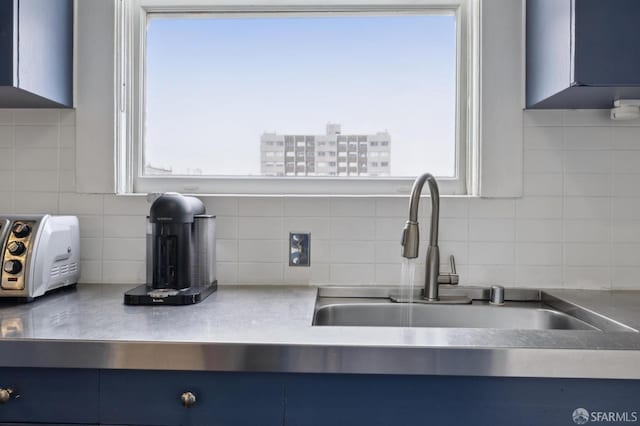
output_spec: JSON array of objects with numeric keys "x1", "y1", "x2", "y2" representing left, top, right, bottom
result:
[
  {"x1": 103, "y1": 195, "x2": 149, "y2": 216},
  {"x1": 0, "y1": 171, "x2": 13, "y2": 191},
  {"x1": 59, "y1": 126, "x2": 75, "y2": 148},
  {"x1": 0, "y1": 111, "x2": 13, "y2": 124},
  {"x1": 612, "y1": 151, "x2": 640, "y2": 173},
  {"x1": 14, "y1": 171, "x2": 59, "y2": 192},
  {"x1": 216, "y1": 239, "x2": 238, "y2": 262},
  {"x1": 563, "y1": 173, "x2": 611, "y2": 197},
  {"x1": 2, "y1": 109, "x2": 640, "y2": 289},
  {"x1": 237, "y1": 262, "x2": 283, "y2": 284},
  {"x1": 516, "y1": 266, "x2": 563, "y2": 288},
  {"x1": 0, "y1": 148, "x2": 14, "y2": 172},
  {"x1": 612, "y1": 221, "x2": 640, "y2": 243},
  {"x1": 60, "y1": 110, "x2": 76, "y2": 127},
  {"x1": 374, "y1": 217, "x2": 404, "y2": 241},
  {"x1": 0, "y1": 126, "x2": 13, "y2": 147},
  {"x1": 238, "y1": 198, "x2": 283, "y2": 217},
  {"x1": 329, "y1": 241, "x2": 375, "y2": 264},
  {"x1": 516, "y1": 219, "x2": 562, "y2": 242},
  {"x1": 515, "y1": 197, "x2": 563, "y2": 219},
  {"x1": 469, "y1": 198, "x2": 516, "y2": 218},
  {"x1": 215, "y1": 216, "x2": 239, "y2": 240},
  {"x1": 80, "y1": 238, "x2": 103, "y2": 261},
  {"x1": 285, "y1": 217, "x2": 330, "y2": 241},
  {"x1": 284, "y1": 197, "x2": 330, "y2": 217},
  {"x1": 102, "y1": 261, "x2": 145, "y2": 284},
  {"x1": 612, "y1": 198, "x2": 640, "y2": 220},
  {"x1": 612, "y1": 127, "x2": 640, "y2": 150},
  {"x1": 14, "y1": 125, "x2": 59, "y2": 149},
  {"x1": 612, "y1": 244, "x2": 640, "y2": 267},
  {"x1": 330, "y1": 264, "x2": 375, "y2": 285},
  {"x1": 103, "y1": 238, "x2": 145, "y2": 261},
  {"x1": 103, "y1": 215, "x2": 146, "y2": 238},
  {"x1": 523, "y1": 173, "x2": 563, "y2": 196},
  {"x1": 375, "y1": 197, "x2": 409, "y2": 217},
  {"x1": 217, "y1": 262, "x2": 238, "y2": 284},
  {"x1": 564, "y1": 197, "x2": 611, "y2": 219},
  {"x1": 524, "y1": 126, "x2": 563, "y2": 151},
  {"x1": 238, "y1": 217, "x2": 283, "y2": 240},
  {"x1": 564, "y1": 220, "x2": 610, "y2": 243},
  {"x1": 79, "y1": 261, "x2": 102, "y2": 283},
  {"x1": 469, "y1": 218, "x2": 514, "y2": 242},
  {"x1": 331, "y1": 217, "x2": 375, "y2": 240},
  {"x1": 524, "y1": 150, "x2": 564, "y2": 173},
  {"x1": 563, "y1": 266, "x2": 610, "y2": 289},
  {"x1": 612, "y1": 174, "x2": 640, "y2": 197},
  {"x1": 468, "y1": 242, "x2": 515, "y2": 265},
  {"x1": 516, "y1": 243, "x2": 562, "y2": 266},
  {"x1": 467, "y1": 265, "x2": 516, "y2": 286},
  {"x1": 59, "y1": 193, "x2": 103, "y2": 215},
  {"x1": 330, "y1": 198, "x2": 376, "y2": 217},
  {"x1": 13, "y1": 109, "x2": 60, "y2": 125},
  {"x1": 564, "y1": 243, "x2": 609, "y2": 266},
  {"x1": 204, "y1": 197, "x2": 239, "y2": 216},
  {"x1": 439, "y1": 218, "x2": 469, "y2": 242},
  {"x1": 15, "y1": 148, "x2": 59, "y2": 171},
  {"x1": 523, "y1": 110, "x2": 563, "y2": 127},
  {"x1": 563, "y1": 110, "x2": 611, "y2": 127},
  {"x1": 238, "y1": 240, "x2": 285, "y2": 262},
  {"x1": 77, "y1": 215, "x2": 103, "y2": 238},
  {"x1": 564, "y1": 126, "x2": 611, "y2": 150},
  {"x1": 14, "y1": 191, "x2": 58, "y2": 213}
]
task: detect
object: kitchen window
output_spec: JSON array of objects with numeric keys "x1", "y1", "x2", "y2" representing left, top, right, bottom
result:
[{"x1": 118, "y1": 0, "x2": 475, "y2": 195}]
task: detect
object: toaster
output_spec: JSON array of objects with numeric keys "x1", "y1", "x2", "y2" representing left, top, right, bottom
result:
[{"x1": 0, "y1": 215, "x2": 80, "y2": 301}]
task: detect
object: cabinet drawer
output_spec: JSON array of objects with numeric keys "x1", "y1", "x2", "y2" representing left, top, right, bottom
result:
[
  {"x1": 99, "y1": 370, "x2": 284, "y2": 426},
  {"x1": 0, "y1": 368, "x2": 99, "y2": 424}
]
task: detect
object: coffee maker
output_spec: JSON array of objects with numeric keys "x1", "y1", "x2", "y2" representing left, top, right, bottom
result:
[{"x1": 124, "y1": 193, "x2": 217, "y2": 305}]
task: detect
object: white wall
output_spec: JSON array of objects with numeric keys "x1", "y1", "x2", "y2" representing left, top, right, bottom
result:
[{"x1": 0, "y1": 107, "x2": 639, "y2": 289}]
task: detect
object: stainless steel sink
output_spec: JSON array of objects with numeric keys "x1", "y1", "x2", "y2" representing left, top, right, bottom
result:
[
  {"x1": 315, "y1": 302, "x2": 599, "y2": 330},
  {"x1": 313, "y1": 287, "x2": 637, "y2": 332}
]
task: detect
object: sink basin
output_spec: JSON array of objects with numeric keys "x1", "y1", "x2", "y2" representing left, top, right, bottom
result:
[
  {"x1": 312, "y1": 287, "x2": 638, "y2": 332},
  {"x1": 314, "y1": 302, "x2": 601, "y2": 330}
]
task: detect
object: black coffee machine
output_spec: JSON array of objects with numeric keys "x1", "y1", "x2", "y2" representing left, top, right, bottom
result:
[{"x1": 124, "y1": 193, "x2": 217, "y2": 305}]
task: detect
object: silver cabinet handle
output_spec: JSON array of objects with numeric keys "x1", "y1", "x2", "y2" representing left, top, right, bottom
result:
[{"x1": 181, "y1": 391, "x2": 196, "y2": 408}]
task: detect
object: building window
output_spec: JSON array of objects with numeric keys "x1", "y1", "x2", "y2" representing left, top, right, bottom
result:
[{"x1": 122, "y1": 0, "x2": 472, "y2": 195}]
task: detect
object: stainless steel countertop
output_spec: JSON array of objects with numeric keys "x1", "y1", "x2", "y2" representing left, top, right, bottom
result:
[{"x1": 1, "y1": 284, "x2": 640, "y2": 379}]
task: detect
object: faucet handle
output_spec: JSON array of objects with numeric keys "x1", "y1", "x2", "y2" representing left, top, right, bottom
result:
[{"x1": 437, "y1": 255, "x2": 459, "y2": 285}]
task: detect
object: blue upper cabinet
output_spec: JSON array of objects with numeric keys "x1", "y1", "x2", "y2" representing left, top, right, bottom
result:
[
  {"x1": 0, "y1": 0, "x2": 73, "y2": 108},
  {"x1": 526, "y1": 0, "x2": 640, "y2": 109}
]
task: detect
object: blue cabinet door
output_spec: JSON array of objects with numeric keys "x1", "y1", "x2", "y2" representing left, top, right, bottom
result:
[
  {"x1": 284, "y1": 373, "x2": 640, "y2": 426},
  {"x1": 0, "y1": 368, "x2": 99, "y2": 424},
  {"x1": 99, "y1": 370, "x2": 285, "y2": 426}
]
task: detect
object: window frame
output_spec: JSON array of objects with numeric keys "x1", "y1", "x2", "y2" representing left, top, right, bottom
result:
[{"x1": 118, "y1": 0, "x2": 476, "y2": 196}]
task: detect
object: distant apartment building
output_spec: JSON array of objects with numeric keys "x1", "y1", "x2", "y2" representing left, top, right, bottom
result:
[{"x1": 260, "y1": 124, "x2": 391, "y2": 177}]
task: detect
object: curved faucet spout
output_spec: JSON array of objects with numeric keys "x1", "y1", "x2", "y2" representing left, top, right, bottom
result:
[{"x1": 401, "y1": 172, "x2": 441, "y2": 301}]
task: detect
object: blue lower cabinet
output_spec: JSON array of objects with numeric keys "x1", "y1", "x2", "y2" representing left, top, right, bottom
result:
[
  {"x1": 0, "y1": 368, "x2": 99, "y2": 425},
  {"x1": 283, "y1": 374, "x2": 640, "y2": 426},
  {"x1": 99, "y1": 370, "x2": 285, "y2": 426}
]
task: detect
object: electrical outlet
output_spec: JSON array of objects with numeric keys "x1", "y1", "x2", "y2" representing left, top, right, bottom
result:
[{"x1": 289, "y1": 233, "x2": 310, "y2": 267}]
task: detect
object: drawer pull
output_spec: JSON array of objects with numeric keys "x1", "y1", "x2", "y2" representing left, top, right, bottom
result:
[
  {"x1": 0, "y1": 387, "x2": 14, "y2": 403},
  {"x1": 180, "y1": 391, "x2": 196, "y2": 408}
]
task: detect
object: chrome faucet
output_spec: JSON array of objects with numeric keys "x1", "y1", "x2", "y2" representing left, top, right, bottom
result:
[{"x1": 398, "y1": 173, "x2": 469, "y2": 304}]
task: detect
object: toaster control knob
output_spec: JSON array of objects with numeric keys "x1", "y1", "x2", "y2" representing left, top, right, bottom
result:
[
  {"x1": 12, "y1": 223, "x2": 31, "y2": 239},
  {"x1": 3, "y1": 260, "x2": 22, "y2": 275},
  {"x1": 180, "y1": 391, "x2": 196, "y2": 408},
  {"x1": 7, "y1": 241, "x2": 25, "y2": 256}
]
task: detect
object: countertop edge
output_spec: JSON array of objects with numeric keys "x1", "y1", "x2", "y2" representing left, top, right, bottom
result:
[{"x1": 1, "y1": 339, "x2": 640, "y2": 379}]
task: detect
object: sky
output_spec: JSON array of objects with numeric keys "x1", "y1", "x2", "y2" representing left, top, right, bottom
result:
[{"x1": 145, "y1": 14, "x2": 457, "y2": 177}]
